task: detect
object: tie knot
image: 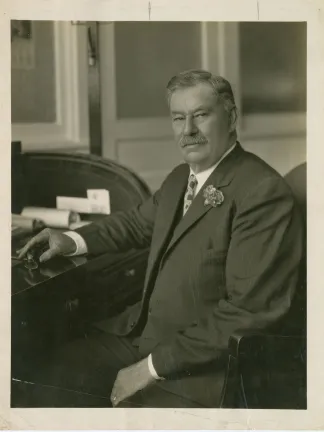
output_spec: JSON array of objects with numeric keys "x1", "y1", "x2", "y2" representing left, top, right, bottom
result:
[{"x1": 188, "y1": 174, "x2": 197, "y2": 188}]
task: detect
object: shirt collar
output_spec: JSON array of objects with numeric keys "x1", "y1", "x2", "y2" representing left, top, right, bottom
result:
[{"x1": 189, "y1": 142, "x2": 237, "y2": 188}]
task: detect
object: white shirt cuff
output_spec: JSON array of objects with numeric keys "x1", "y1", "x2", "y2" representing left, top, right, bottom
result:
[
  {"x1": 148, "y1": 354, "x2": 164, "y2": 380},
  {"x1": 63, "y1": 231, "x2": 88, "y2": 256}
]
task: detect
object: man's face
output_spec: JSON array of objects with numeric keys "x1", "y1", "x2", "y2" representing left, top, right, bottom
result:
[{"x1": 170, "y1": 83, "x2": 233, "y2": 173}]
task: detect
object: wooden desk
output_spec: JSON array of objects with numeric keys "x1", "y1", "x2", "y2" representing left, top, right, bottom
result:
[
  {"x1": 11, "y1": 149, "x2": 151, "y2": 406},
  {"x1": 11, "y1": 244, "x2": 148, "y2": 372}
]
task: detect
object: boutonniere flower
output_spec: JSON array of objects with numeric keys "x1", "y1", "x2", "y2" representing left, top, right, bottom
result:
[{"x1": 203, "y1": 185, "x2": 224, "y2": 207}]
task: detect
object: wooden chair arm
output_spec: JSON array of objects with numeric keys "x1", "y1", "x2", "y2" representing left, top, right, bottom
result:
[
  {"x1": 221, "y1": 331, "x2": 306, "y2": 409},
  {"x1": 228, "y1": 331, "x2": 306, "y2": 362}
]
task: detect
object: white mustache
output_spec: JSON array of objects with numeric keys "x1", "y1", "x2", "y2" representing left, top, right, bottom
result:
[{"x1": 180, "y1": 135, "x2": 207, "y2": 147}]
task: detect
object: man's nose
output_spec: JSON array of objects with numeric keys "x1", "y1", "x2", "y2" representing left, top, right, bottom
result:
[{"x1": 183, "y1": 116, "x2": 197, "y2": 135}]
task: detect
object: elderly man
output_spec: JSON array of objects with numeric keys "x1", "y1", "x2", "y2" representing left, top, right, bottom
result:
[{"x1": 18, "y1": 69, "x2": 303, "y2": 408}]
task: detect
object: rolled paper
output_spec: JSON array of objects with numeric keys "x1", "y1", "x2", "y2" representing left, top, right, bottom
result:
[
  {"x1": 12, "y1": 214, "x2": 45, "y2": 232},
  {"x1": 21, "y1": 207, "x2": 80, "y2": 229}
]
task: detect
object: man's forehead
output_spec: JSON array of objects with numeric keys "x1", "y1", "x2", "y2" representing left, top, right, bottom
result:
[{"x1": 169, "y1": 83, "x2": 218, "y2": 111}]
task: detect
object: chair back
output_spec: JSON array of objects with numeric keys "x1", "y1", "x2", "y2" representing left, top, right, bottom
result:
[{"x1": 283, "y1": 162, "x2": 307, "y2": 336}]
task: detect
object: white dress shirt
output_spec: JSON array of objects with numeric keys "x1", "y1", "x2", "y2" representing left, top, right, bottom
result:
[
  {"x1": 64, "y1": 142, "x2": 237, "y2": 379},
  {"x1": 187, "y1": 142, "x2": 237, "y2": 198}
]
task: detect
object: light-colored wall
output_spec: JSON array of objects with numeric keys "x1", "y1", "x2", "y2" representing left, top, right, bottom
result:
[
  {"x1": 114, "y1": 22, "x2": 202, "y2": 119},
  {"x1": 11, "y1": 21, "x2": 56, "y2": 123},
  {"x1": 100, "y1": 22, "x2": 306, "y2": 190},
  {"x1": 11, "y1": 21, "x2": 306, "y2": 187},
  {"x1": 11, "y1": 22, "x2": 90, "y2": 152},
  {"x1": 243, "y1": 137, "x2": 306, "y2": 176},
  {"x1": 117, "y1": 134, "x2": 306, "y2": 192}
]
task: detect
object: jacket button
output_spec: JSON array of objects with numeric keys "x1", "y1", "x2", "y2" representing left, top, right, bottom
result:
[
  {"x1": 130, "y1": 321, "x2": 135, "y2": 328},
  {"x1": 148, "y1": 308, "x2": 152, "y2": 315}
]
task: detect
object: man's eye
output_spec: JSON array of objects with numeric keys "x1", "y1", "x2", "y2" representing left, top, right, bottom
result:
[
  {"x1": 173, "y1": 117, "x2": 184, "y2": 122},
  {"x1": 195, "y1": 113, "x2": 207, "y2": 118}
]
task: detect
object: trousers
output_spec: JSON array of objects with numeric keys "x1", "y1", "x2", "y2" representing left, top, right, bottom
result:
[{"x1": 12, "y1": 328, "x2": 204, "y2": 408}]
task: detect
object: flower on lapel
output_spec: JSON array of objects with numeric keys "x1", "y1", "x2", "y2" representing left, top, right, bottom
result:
[{"x1": 203, "y1": 185, "x2": 224, "y2": 207}]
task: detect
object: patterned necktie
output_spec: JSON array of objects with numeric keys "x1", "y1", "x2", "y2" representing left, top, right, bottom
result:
[{"x1": 183, "y1": 174, "x2": 198, "y2": 215}]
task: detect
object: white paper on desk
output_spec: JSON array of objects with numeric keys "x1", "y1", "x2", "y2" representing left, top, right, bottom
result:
[
  {"x1": 87, "y1": 189, "x2": 110, "y2": 214},
  {"x1": 56, "y1": 196, "x2": 93, "y2": 214},
  {"x1": 21, "y1": 207, "x2": 80, "y2": 229}
]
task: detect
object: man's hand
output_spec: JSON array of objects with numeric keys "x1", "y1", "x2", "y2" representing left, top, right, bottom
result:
[
  {"x1": 17, "y1": 228, "x2": 77, "y2": 262},
  {"x1": 110, "y1": 357, "x2": 155, "y2": 407}
]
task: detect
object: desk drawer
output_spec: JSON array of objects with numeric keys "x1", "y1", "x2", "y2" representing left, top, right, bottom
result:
[{"x1": 80, "y1": 250, "x2": 148, "y2": 323}]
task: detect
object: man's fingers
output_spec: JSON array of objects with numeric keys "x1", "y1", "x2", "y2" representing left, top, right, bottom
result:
[
  {"x1": 17, "y1": 229, "x2": 49, "y2": 259},
  {"x1": 110, "y1": 383, "x2": 120, "y2": 407},
  {"x1": 110, "y1": 387, "x2": 117, "y2": 406},
  {"x1": 111, "y1": 395, "x2": 121, "y2": 407},
  {"x1": 17, "y1": 238, "x2": 37, "y2": 259},
  {"x1": 110, "y1": 387, "x2": 133, "y2": 407},
  {"x1": 39, "y1": 248, "x2": 57, "y2": 263}
]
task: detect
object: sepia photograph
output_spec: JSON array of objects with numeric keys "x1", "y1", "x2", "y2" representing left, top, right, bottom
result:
[{"x1": 10, "y1": 19, "x2": 307, "y2": 412}]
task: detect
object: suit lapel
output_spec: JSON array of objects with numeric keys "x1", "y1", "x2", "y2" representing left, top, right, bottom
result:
[
  {"x1": 163, "y1": 143, "x2": 245, "y2": 257},
  {"x1": 143, "y1": 164, "x2": 189, "y2": 286}
]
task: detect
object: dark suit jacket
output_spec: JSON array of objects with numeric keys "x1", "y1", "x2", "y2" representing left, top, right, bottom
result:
[{"x1": 76, "y1": 143, "x2": 304, "y2": 407}]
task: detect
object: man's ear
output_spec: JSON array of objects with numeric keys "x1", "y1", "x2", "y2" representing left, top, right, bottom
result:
[{"x1": 228, "y1": 107, "x2": 238, "y2": 133}]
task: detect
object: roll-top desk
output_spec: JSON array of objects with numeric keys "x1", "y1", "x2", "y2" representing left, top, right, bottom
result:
[{"x1": 11, "y1": 147, "x2": 151, "y2": 405}]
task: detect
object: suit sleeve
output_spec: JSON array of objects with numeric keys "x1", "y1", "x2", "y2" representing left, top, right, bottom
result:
[
  {"x1": 151, "y1": 177, "x2": 304, "y2": 378},
  {"x1": 73, "y1": 189, "x2": 161, "y2": 256}
]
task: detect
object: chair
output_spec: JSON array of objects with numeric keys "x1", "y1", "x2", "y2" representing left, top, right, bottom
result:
[{"x1": 220, "y1": 162, "x2": 307, "y2": 409}]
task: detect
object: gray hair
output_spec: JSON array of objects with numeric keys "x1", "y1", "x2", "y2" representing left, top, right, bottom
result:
[{"x1": 166, "y1": 69, "x2": 237, "y2": 116}]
